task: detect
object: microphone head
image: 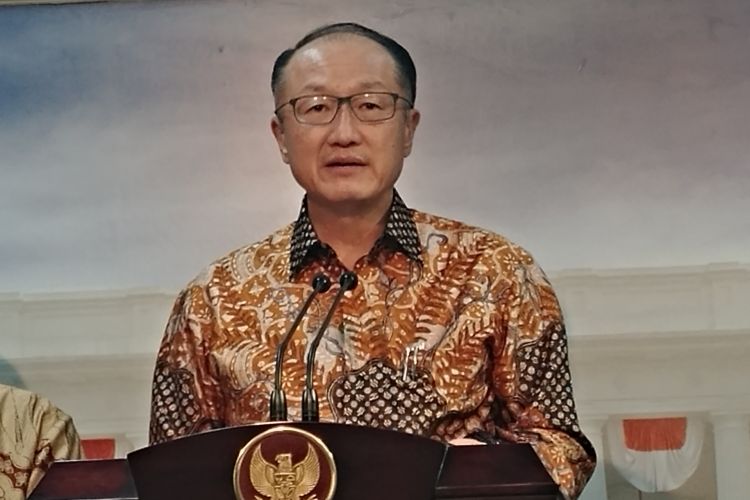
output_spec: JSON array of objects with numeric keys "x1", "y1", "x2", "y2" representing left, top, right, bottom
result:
[
  {"x1": 311, "y1": 273, "x2": 332, "y2": 293},
  {"x1": 339, "y1": 271, "x2": 358, "y2": 291}
]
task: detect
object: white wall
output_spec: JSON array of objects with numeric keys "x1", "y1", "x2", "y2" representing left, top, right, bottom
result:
[{"x1": 3, "y1": 264, "x2": 748, "y2": 451}]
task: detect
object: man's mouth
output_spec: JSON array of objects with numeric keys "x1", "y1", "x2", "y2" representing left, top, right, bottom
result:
[{"x1": 325, "y1": 157, "x2": 367, "y2": 167}]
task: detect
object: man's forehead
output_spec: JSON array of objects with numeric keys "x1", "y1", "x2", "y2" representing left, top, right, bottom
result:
[
  {"x1": 294, "y1": 33, "x2": 391, "y2": 61},
  {"x1": 296, "y1": 80, "x2": 391, "y2": 94},
  {"x1": 280, "y1": 35, "x2": 398, "y2": 95}
]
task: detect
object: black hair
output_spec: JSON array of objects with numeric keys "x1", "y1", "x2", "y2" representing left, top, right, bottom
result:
[{"x1": 271, "y1": 22, "x2": 417, "y2": 104}]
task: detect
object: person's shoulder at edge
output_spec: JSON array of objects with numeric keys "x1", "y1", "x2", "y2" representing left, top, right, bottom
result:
[
  {"x1": 0, "y1": 384, "x2": 66, "y2": 421},
  {"x1": 0, "y1": 383, "x2": 82, "y2": 452}
]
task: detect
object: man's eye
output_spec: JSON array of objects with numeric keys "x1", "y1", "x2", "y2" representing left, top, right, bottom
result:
[
  {"x1": 359, "y1": 101, "x2": 383, "y2": 111},
  {"x1": 303, "y1": 103, "x2": 331, "y2": 114}
]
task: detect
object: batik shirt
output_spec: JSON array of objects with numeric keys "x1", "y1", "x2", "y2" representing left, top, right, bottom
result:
[
  {"x1": 0, "y1": 385, "x2": 82, "y2": 500},
  {"x1": 149, "y1": 191, "x2": 595, "y2": 498}
]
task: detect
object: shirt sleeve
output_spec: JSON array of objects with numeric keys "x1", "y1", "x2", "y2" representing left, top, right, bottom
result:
[
  {"x1": 490, "y1": 256, "x2": 596, "y2": 500},
  {"x1": 148, "y1": 285, "x2": 225, "y2": 445},
  {"x1": 0, "y1": 386, "x2": 82, "y2": 499},
  {"x1": 27, "y1": 402, "x2": 82, "y2": 496}
]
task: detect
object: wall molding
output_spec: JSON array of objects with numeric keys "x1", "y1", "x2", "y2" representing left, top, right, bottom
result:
[{"x1": 1, "y1": 263, "x2": 749, "y2": 450}]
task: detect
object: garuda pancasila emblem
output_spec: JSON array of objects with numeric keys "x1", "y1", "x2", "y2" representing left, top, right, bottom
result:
[{"x1": 250, "y1": 442, "x2": 320, "y2": 500}]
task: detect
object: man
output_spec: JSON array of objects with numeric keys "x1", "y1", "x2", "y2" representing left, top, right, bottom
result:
[
  {"x1": 0, "y1": 384, "x2": 82, "y2": 500},
  {"x1": 149, "y1": 23, "x2": 595, "y2": 498}
]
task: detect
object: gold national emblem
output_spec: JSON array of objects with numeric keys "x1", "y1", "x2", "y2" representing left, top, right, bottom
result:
[
  {"x1": 233, "y1": 426, "x2": 336, "y2": 500},
  {"x1": 251, "y1": 442, "x2": 318, "y2": 500}
]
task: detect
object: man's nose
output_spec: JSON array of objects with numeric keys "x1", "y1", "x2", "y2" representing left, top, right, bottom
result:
[{"x1": 327, "y1": 102, "x2": 362, "y2": 146}]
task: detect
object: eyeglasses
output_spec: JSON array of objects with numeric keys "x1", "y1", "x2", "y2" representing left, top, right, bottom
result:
[{"x1": 274, "y1": 92, "x2": 413, "y2": 125}]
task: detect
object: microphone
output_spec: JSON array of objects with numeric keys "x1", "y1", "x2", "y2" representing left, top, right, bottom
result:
[
  {"x1": 269, "y1": 273, "x2": 331, "y2": 421},
  {"x1": 301, "y1": 271, "x2": 358, "y2": 422}
]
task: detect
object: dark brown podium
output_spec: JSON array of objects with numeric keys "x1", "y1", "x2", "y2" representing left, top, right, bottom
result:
[{"x1": 30, "y1": 422, "x2": 561, "y2": 500}]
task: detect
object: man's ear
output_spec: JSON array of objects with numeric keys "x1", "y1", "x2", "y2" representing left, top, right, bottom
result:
[
  {"x1": 271, "y1": 116, "x2": 290, "y2": 164},
  {"x1": 402, "y1": 108, "x2": 421, "y2": 158}
]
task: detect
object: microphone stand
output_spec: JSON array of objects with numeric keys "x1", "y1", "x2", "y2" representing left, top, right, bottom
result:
[
  {"x1": 301, "y1": 271, "x2": 358, "y2": 422},
  {"x1": 269, "y1": 273, "x2": 331, "y2": 421}
]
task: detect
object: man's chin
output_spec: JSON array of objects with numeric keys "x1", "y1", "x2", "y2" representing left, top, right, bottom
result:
[{"x1": 308, "y1": 189, "x2": 387, "y2": 212}]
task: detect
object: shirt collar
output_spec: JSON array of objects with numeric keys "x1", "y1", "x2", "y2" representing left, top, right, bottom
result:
[{"x1": 289, "y1": 190, "x2": 422, "y2": 278}]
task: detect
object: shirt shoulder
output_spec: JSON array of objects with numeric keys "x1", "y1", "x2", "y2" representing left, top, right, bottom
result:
[
  {"x1": 187, "y1": 223, "x2": 295, "y2": 291},
  {"x1": 412, "y1": 209, "x2": 537, "y2": 271},
  {"x1": 0, "y1": 385, "x2": 81, "y2": 455},
  {"x1": 1, "y1": 385, "x2": 58, "y2": 422}
]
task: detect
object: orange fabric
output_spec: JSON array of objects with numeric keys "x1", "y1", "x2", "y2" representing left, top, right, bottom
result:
[
  {"x1": 149, "y1": 205, "x2": 596, "y2": 498},
  {"x1": 81, "y1": 438, "x2": 115, "y2": 459},
  {"x1": 623, "y1": 418, "x2": 687, "y2": 451}
]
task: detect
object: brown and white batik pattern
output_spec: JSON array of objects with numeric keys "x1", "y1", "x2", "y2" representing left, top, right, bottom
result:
[
  {"x1": 0, "y1": 385, "x2": 81, "y2": 500},
  {"x1": 149, "y1": 191, "x2": 595, "y2": 499}
]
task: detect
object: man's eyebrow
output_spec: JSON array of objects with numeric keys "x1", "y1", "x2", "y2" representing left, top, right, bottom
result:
[
  {"x1": 356, "y1": 81, "x2": 389, "y2": 90},
  {"x1": 297, "y1": 81, "x2": 389, "y2": 95},
  {"x1": 298, "y1": 83, "x2": 327, "y2": 93}
]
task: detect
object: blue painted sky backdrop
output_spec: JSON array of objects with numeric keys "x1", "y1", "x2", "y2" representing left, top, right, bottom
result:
[{"x1": 1, "y1": 0, "x2": 749, "y2": 292}]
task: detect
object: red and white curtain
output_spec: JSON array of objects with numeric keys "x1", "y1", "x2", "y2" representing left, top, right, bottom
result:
[{"x1": 606, "y1": 416, "x2": 704, "y2": 492}]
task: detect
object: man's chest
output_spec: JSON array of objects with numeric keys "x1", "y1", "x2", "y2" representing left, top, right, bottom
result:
[{"x1": 208, "y1": 264, "x2": 502, "y2": 409}]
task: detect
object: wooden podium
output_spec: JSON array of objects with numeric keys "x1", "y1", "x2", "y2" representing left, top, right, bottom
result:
[{"x1": 30, "y1": 422, "x2": 561, "y2": 500}]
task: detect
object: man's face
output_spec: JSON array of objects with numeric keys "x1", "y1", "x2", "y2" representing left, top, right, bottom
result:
[{"x1": 271, "y1": 35, "x2": 420, "y2": 212}]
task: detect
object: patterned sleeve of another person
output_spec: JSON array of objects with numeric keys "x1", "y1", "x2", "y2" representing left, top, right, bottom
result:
[{"x1": 0, "y1": 385, "x2": 82, "y2": 500}]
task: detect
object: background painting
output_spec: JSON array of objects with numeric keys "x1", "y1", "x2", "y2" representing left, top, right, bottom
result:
[
  {"x1": 1, "y1": 2, "x2": 749, "y2": 499},
  {"x1": 1, "y1": 0, "x2": 748, "y2": 294}
]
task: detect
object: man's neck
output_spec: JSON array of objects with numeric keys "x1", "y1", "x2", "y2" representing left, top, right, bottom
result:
[{"x1": 307, "y1": 194, "x2": 392, "y2": 270}]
